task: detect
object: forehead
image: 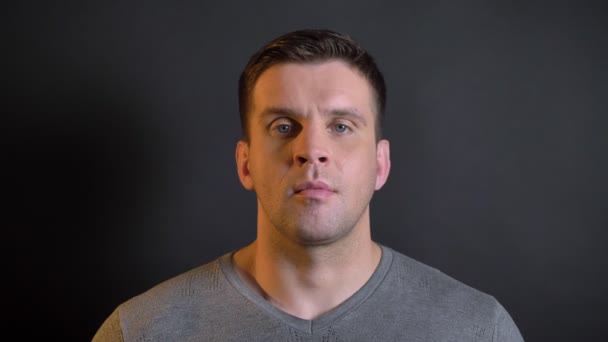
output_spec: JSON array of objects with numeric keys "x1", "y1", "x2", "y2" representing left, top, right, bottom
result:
[{"x1": 250, "y1": 60, "x2": 376, "y2": 118}]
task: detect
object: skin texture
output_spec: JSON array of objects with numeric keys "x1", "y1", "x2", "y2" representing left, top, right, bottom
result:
[{"x1": 234, "y1": 60, "x2": 391, "y2": 319}]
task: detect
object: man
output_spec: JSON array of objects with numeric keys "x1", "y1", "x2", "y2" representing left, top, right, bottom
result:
[{"x1": 93, "y1": 29, "x2": 524, "y2": 341}]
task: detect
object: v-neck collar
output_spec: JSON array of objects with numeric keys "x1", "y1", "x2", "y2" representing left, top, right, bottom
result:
[{"x1": 219, "y1": 244, "x2": 393, "y2": 334}]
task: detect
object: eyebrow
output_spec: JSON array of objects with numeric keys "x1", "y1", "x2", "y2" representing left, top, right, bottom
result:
[
  {"x1": 258, "y1": 106, "x2": 300, "y2": 119},
  {"x1": 258, "y1": 106, "x2": 368, "y2": 126}
]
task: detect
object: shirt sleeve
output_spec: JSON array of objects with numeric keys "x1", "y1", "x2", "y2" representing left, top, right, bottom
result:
[
  {"x1": 493, "y1": 300, "x2": 524, "y2": 342},
  {"x1": 92, "y1": 308, "x2": 125, "y2": 342}
]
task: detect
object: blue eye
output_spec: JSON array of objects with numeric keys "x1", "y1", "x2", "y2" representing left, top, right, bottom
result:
[
  {"x1": 335, "y1": 124, "x2": 350, "y2": 133},
  {"x1": 277, "y1": 124, "x2": 291, "y2": 134}
]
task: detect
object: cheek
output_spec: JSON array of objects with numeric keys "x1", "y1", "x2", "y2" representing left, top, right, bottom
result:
[
  {"x1": 340, "y1": 141, "x2": 376, "y2": 165},
  {"x1": 262, "y1": 138, "x2": 292, "y2": 159},
  {"x1": 250, "y1": 147, "x2": 290, "y2": 183},
  {"x1": 343, "y1": 148, "x2": 378, "y2": 183}
]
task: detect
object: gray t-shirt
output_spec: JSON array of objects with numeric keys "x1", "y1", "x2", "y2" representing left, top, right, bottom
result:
[{"x1": 93, "y1": 245, "x2": 524, "y2": 341}]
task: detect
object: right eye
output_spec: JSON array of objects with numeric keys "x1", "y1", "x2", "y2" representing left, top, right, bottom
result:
[
  {"x1": 270, "y1": 119, "x2": 297, "y2": 136},
  {"x1": 276, "y1": 124, "x2": 292, "y2": 134}
]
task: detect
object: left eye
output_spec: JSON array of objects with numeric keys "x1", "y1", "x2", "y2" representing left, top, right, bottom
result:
[{"x1": 334, "y1": 124, "x2": 350, "y2": 133}]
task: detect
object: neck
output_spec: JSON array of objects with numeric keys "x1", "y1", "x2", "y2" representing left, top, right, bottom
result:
[{"x1": 233, "y1": 209, "x2": 381, "y2": 320}]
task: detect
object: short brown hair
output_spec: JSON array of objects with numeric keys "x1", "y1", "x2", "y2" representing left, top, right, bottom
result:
[{"x1": 238, "y1": 29, "x2": 386, "y2": 141}]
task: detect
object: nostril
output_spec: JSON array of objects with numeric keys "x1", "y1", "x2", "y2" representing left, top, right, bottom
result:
[{"x1": 294, "y1": 154, "x2": 327, "y2": 165}]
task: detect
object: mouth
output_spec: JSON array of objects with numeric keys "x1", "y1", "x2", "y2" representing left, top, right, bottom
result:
[{"x1": 293, "y1": 181, "x2": 335, "y2": 199}]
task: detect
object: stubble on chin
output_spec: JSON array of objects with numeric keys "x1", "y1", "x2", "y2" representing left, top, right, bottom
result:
[{"x1": 269, "y1": 203, "x2": 360, "y2": 247}]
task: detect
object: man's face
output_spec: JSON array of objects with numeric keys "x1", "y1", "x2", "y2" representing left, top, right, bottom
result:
[{"x1": 236, "y1": 60, "x2": 390, "y2": 246}]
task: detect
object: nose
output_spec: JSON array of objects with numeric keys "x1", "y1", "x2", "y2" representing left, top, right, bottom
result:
[{"x1": 292, "y1": 125, "x2": 329, "y2": 167}]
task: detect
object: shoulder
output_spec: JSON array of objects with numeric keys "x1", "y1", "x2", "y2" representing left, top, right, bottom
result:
[
  {"x1": 130, "y1": 258, "x2": 224, "y2": 303},
  {"x1": 386, "y1": 246, "x2": 497, "y2": 309},
  {"x1": 120, "y1": 257, "x2": 227, "y2": 311},
  {"x1": 379, "y1": 246, "x2": 524, "y2": 341},
  {"x1": 114, "y1": 256, "x2": 233, "y2": 339},
  {"x1": 92, "y1": 257, "x2": 230, "y2": 341}
]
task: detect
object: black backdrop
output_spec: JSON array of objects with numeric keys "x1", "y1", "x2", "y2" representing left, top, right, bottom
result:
[{"x1": 6, "y1": 1, "x2": 607, "y2": 341}]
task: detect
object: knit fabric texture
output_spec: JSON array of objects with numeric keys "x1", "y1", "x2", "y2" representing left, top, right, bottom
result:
[{"x1": 92, "y1": 245, "x2": 524, "y2": 341}]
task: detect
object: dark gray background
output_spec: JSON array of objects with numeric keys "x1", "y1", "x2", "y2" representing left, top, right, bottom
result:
[{"x1": 6, "y1": 1, "x2": 607, "y2": 341}]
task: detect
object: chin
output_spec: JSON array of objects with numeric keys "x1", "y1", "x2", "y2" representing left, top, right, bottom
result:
[{"x1": 290, "y1": 224, "x2": 353, "y2": 247}]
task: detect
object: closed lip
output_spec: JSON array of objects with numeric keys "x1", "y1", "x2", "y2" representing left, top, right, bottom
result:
[{"x1": 293, "y1": 180, "x2": 334, "y2": 194}]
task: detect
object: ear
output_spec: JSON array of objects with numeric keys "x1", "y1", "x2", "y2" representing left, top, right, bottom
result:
[
  {"x1": 374, "y1": 139, "x2": 391, "y2": 190},
  {"x1": 236, "y1": 140, "x2": 254, "y2": 190}
]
